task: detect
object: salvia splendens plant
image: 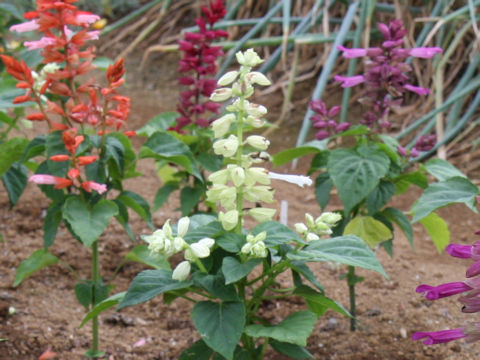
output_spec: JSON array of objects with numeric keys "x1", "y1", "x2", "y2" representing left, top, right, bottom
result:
[{"x1": 119, "y1": 49, "x2": 386, "y2": 359}]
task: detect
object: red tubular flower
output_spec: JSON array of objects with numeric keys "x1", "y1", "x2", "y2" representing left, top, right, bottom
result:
[
  {"x1": 29, "y1": 174, "x2": 72, "y2": 189},
  {"x1": 50, "y1": 154, "x2": 70, "y2": 162},
  {"x1": 27, "y1": 113, "x2": 46, "y2": 121},
  {"x1": 82, "y1": 181, "x2": 107, "y2": 194},
  {"x1": 77, "y1": 155, "x2": 98, "y2": 166}
]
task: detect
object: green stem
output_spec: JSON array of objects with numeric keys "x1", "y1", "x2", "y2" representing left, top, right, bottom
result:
[
  {"x1": 235, "y1": 93, "x2": 245, "y2": 234},
  {"x1": 91, "y1": 241, "x2": 100, "y2": 356},
  {"x1": 347, "y1": 265, "x2": 356, "y2": 331}
]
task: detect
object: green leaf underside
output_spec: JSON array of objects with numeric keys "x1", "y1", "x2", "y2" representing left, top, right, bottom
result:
[
  {"x1": 245, "y1": 311, "x2": 317, "y2": 346},
  {"x1": 123, "y1": 244, "x2": 170, "y2": 270},
  {"x1": 420, "y1": 212, "x2": 450, "y2": 253},
  {"x1": 14, "y1": 249, "x2": 59, "y2": 287},
  {"x1": 294, "y1": 285, "x2": 350, "y2": 318},
  {"x1": 252, "y1": 221, "x2": 304, "y2": 246},
  {"x1": 222, "y1": 257, "x2": 261, "y2": 284},
  {"x1": 382, "y1": 207, "x2": 413, "y2": 247},
  {"x1": 344, "y1": 216, "x2": 392, "y2": 248},
  {"x1": 270, "y1": 339, "x2": 313, "y2": 359},
  {"x1": 192, "y1": 301, "x2": 245, "y2": 360},
  {"x1": 79, "y1": 292, "x2": 126, "y2": 328},
  {"x1": 424, "y1": 158, "x2": 466, "y2": 181},
  {"x1": 272, "y1": 140, "x2": 326, "y2": 166}
]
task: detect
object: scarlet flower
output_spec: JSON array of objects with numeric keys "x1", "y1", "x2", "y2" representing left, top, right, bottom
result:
[
  {"x1": 27, "y1": 113, "x2": 46, "y2": 121},
  {"x1": 77, "y1": 156, "x2": 98, "y2": 166},
  {"x1": 50, "y1": 154, "x2": 70, "y2": 162},
  {"x1": 81, "y1": 181, "x2": 107, "y2": 194},
  {"x1": 29, "y1": 174, "x2": 72, "y2": 189}
]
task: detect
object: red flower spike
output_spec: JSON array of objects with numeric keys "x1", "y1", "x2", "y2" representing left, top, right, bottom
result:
[
  {"x1": 106, "y1": 58, "x2": 125, "y2": 84},
  {"x1": 77, "y1": 155, "x2": 98, "y2": 166},
  {"x1": 53, "y1": 177, "x2": 73, "y2": 189},
  {"x1": 13, "y1": 94, "x2": 32, "y2": 104},
  {"x1": 50, "y1": 154, "x2": 70, "y2": 162},
  {"x1": 27, "y1": 113, "x2": 46, "y2": 121},
  {"x1": 67, "y1": 168, "x2": 80, "y2": 179}
]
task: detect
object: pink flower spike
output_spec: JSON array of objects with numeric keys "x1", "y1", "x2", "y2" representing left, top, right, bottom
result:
[
  {"x1": 377, "y1": 22, "x2": 390, "y2": 39},
  {"x1": 404, "y1": 84, "x2": 430, "y2": 96},
  {"x1": 85, "y1": 31, "x2": 100, "y2": 41},
  {"x1": 337, "y1": 45, "x2": 367, "y2": 58},
  {"x1": 416, "y1": 282, "x2": 473, "y2": 300},
  {"x1": 24, "y1": 37, "x2": 56, "y2": 50},
  {"x1": 76, "y1": 12, "x2": 101, "y2": 25},
  {"x1": 409, "y1": 47, "x2": 443, "y2": 59},
  {"x1": 82, "y1": 181, "x2": 107, "y2": 195},
  {"x1": 412, "y1": 328, "x2": 466, "y2": 345},
  {"x1": 333, "y1": 75, "x2": 365, "y2": 88},
  {"x1": 446, "y1": 244, "x2": 473, "y2": 259},
  {"x1": 10, "y1": 20, "x2": 39, "y2": 33},
  {"x1": 29, "y1": 174, "x2": 58, "y2": 185}
]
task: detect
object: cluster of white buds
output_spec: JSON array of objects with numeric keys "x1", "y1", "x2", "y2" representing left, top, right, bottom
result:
[
  {"x1": 295, "y1": 212, "x2": 342, "y2": 241},
  {"x1": 241, "y1": 231, "x2": 268, "y2": 258},
  {"x1": 207, "y1": 49, "x2": 276, "y2": 233},
  {"x1": 33, "y1": 62, "x2": 60, "y2": 94},
  {"x1": 143, "y1": 217, "x2": 215, "y2": 281}
]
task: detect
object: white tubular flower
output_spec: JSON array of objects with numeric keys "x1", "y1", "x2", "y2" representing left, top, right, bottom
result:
[
  {"x1": 208, "y1": 169, "x2": 229, "y2": 185},
  {"x1": 236, "y1": 49, "x2": 264, "y2": 67},
  {"x1": 245, "y1": 167, "x2": 270, "y2": 186},
  {"x1": 244, "y1": 185, "x2": 274, "y2": 203},
  {"x1": 198, "y1": 237, "x2": 215, "y2": 249},
  {"x1": 206, "y1": 184, "x2": 229, "y2": 202},
  {"x1": 246, "y1": 135, "x2": 270, "y2": 150},
  {"x1": 210, "y1": 88, "x2": 233, "y2": 102},
  {"x1": 213, "y1": 135, "x2": 238, "y2": 158},
  {"x1": 246, "y1": 71, "x2": 271, "y2": 86},
  {"x1": 219, "y1": 186, "x2": 237, "y2": 210},
  {"x1": 245, "y1": 102, "x2": 268, "y2": 117},
  {"x1": 217, "y1": 71, "x2": 239, "y2": 86},
  {"x1": 306, "y1": 232, "x2": 320, "y2": 242},
  {"x1": 177, "y1": 217, "x2": 190, "y2": 238},
  {"x1": 228, "y1": 165, "x2": 245, "y2": 187},
  {"x1": 248, "y1": 207, "x2": 276, "y2": 222},
  {"x1": 294, "y1": 223, "x2": 308, "y2": 235},
  {"x1": 211, "y1": 113, "x2": 235, "y2": 138},
  {"x1": 219, "y1": 210, "x2": 239, "y2": 231},
  {"x1": 268, "y1": 172, "x2": 313, "y2": 188},
  {"x1": 190, "y1": 242, "x2": 211, "y2": 258},
  {"x1": 172, "y1": 261, "x2": 191, "y2": 281},
  {"x1": 173, "y1": 236, "x2": 187, "y2": 252},
  {"x1": 317, "y1": 212, "x2": 342, "y2": 227}
]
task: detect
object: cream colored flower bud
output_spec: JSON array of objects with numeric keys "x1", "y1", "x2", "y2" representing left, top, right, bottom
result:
[
  {"x1": 317, "y1": 212, "x2": 342, "y2": 227},
  {"x1": 190, "y1": 242, "x2": 211, "y2": 258},
  {"x1": 206, "y1": 184, "x2": 229, "y2": 202},
  {"x1": 305, "y1": 213, "x2": 315, "y2": 228},
  {"x1": 250, "y1": 151, "x2": 271, "y2": 164},
  {"x1": 210, "y1": 88, "x2": 233, "y2": 102},
  {"x1": 228, "y1": 165, "x2": 245, "y2": 187},
  {"x1": 219, "y1": 210, "x2": 239, "y2": 231},
  {"x1": 294, "y1": 223, "x2": 308, "y2": 235},
  {"x1": 211, "y1": 114, "x2": 235, "y2": 138},
  {"x1": 244, "y1": 185, "x2": 274, "y2": 203},
  {"x1": 251, "y1": 242, "x2": 268, "y2": 258},
  {"x1": 241, "y1": 242, "x2": 252, "y2": 254},
  {"x1": 177, "y1": 217, "x2": 190, "y2": 238},
  {"x1": 246, "y1": 135, "x2": 270, "y2": 150},
  {"x1": 314, "y1": 221, "x2": 332, "y2": 236},
  {"x1": 246, "y1": 116, "x2": 265, "y2": 128},
  {"x1": 172, "y1": 261, "x2": 191, "y2": 281},
  {"x1": 306, "y1": 232, "x2": 320, "y2": 242},
  {"x1": 248, "y1": 207, "x2": 276, "y2": 222},
  {"x1": 226, "y1": 98, "x2": 242, "y2": 112},
  {"x1": 208, "y1": 169, "x2": 229, "y2": 185},
  {"x1": 253, "y1": 231, "x2": 267, "y2": 243},
  {"x1": 236, "y1": 49, "x2": 263, "y2": 67},
  {"x1": 245, "y1": 102, "x2": 267, "y2": 117},
  {"x1": 245, "y1": 167, "x2": 270, "y2": 186},
  {"x1": 246, "y1": 71, "x2": 271, "y2": 86},
  {"x1": 198, "y1": 237, "x2": 215, "y2": 249},
  {"x1": 217, "y1": 71, "x2": 239, "y2": 86},
  {"x1": 162, "y1": 220, "x2": 172, "y2": 238},
  {"x1": 219, "y1": 186, "x2": 236, "y2": 209},
  {"x1": 173, "y1": 236, "x2": 187, "y2": 252},
  {"x1": 213, "y1": 135, "x2": 238, "y2": 158}
]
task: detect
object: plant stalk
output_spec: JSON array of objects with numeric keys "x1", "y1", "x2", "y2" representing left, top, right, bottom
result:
[
  {"x1": 91, "y1": 241, "x2": 100, "y2": 356},
  {"x1": 347, "y1": 265, "x2": 357, "y2": 331}
]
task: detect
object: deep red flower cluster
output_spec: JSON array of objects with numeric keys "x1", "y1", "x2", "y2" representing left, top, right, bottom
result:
[
  {"x1": 309, "y1": 100, "x2": 350, "y2": 140},
  {"x1": 173, "y1": 0, "x2": 228, "y2": 132},
  {"x1": 1, "y1": 0, "x2": 134, "y2": 194}
]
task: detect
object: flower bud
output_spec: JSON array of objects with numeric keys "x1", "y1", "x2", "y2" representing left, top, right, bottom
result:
[
  {"x1": 190, "y1": 242, "x2": 211, "y2": 258},
  {"x1": 228, "y1": 165, "x2": 245, "y2": 187},
  {"x1": 244, "y1": 185, "x2": 274, "y2": 203},
  {"x1": 305, "y1": 213, "x2": 315, "y2": 228},
  {"x1": 206, "y1": 184, "x2": 229, "y2": 202},
  {"x1": 295, "y1": 223, "x2": 308, "y2": 235},
  {"x1": 245, "y1": 116, "x2": 265, "y2": 128},
  {"x1": 246, "y1": 135, "x2": 270, "y2": 150},
  {"x1": 248, "y1": 207, "x2": 276, "y2": 222},
  {"x1": 162, "y1": 220, "x2": 172, "y2": 238},
  {"x1": 241, "y1": 242, "x2": 253, "y2": 254},
  {"x1": 213, "y1": 135, "x2": 239, "y2": 157},
  {"x1": 217, "y1": 71, "x2": 239, "y2": 86},
  {"x1": 314, "y1": 221, "x2": 332, "y2": 235},
  {"x1": 219, "y1": 210, "x2": 239, "y2": 231},
  {"x1": 245, "y1": 102, "x2": 267, "y2": 117},
  {"x1": 211, "y1": 114, "x2": 235, "y2": 138},
  {"x1": 198, "y1": 237, "x2": 215, "y2": 249},
  {"x1": 219, "y1": 186, "x2": 237, "y2": 210},
  {"x1": 251, "y1": 242, "x2": 268, "y2": 258},
  {"x1": 317, "y1": 212, "x2": 342, "y2": 227},
  {"x1": 210, "y1": 88, "x2": 233, "y2": 102},
  {"x1": 246, "y1": 71, "x2": 271, "y2": 86},
  {"x1": 208, "y1": 169, "x2": 229, "y2": 185},
  {"x1": 172, "y1": 261, "x2": 191, "y2": 281},
  {"x1": 246, "y1": 167, "x2": 270, "y2": 185},
  {"x1": 236, "y1": 49, "x2": 263, "y2": 67},
  {"x1": 177, "y1": 217, "x2": 190, "y2": 238},
  {"x1": 173, "y1": 236, "x2": 187, "y2": 252},
  {"x1": 306, "y1": 232, "x2": 320, "y2": 242}
]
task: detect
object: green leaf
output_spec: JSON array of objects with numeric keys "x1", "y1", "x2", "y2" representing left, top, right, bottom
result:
[
  {"x1": 0, "y1": 137, "x2": 29, "y2": 177},
  {"x1": 328, "y1": 147, "x2": 390, "y2": 214},
  {"x1": 270, "y1": 339, "x2": 313, "y2": 359},
  {"x1": 0, "y1": 3, "x2": 24, "y2": 19},
  {"x1": 184, "y1": 221, "x2": 224, "y2": 243},
  {"x1": 289, "y1": 261, "x2": 323, "y2": 292},
  {"x1": 75, "y1": 282, "x2": 93, "y2": 309},
  {"x1": 79, "y1": 292, "x2": 126, "y2": 328},
  {"x1": 366, "y1": 181, "x2": 395, "y2": 214},
  {"x1": 420, "y1": 212, "x2": 450, "y2": 253},
  {"x1": 344, "y1": 216, "x2": 392, "y2": 248},
  {"x1": 314, "y1": 172, "x2": 332, "y2": 210},
  {"x1": 62, "y1": 197, "x2": 119, "y2": 247},
  {"x1": 136, "y1": 112, "x2": 179, "y2": 137},
  {"x1": 116, "y1": 191, "x2": 153, "y2": 228},
  {"x1": 14, "y1": 249, "x2": 59, "y2": 287},
  {"x1": 119, "y1": 269, "x2": 192, "y2": 309},
  {"x1": 123, "y1": 244, "x2": 170, "y2": 270},
  {"x1": 382, "y1": 207, "x2": 413, "y2": 247},
  {"x1": 22, "y1": 135, "x2": 46, "y2": 162},
  {"x1": 288, "y1": 235, "x2": 387, "y2": 278},
  {"x1": 216, "y1": 233, "x2": 245, "y2": 253},
  {"x1": 424, "y1": 158, "x2": 466, "y2": 181},
  {"x1": 45, "y1": 131, "x2": 68, "y2": 176},
  {"x1": 197, "y1": 153, "x2": 223, "y2": 172},
  {"x1": 192, "y1": 301, "x2": 245, "y2": 360},
  {"x1": 180, "y1": 186, "x2": 203, "y2": 216},
  {"x1": 294, "y1": 285, "x2": 350, "y2": 317},
  {"x1": 273, "y1": 140, "x2": 326, "y2": 166},
  {"x1": 179, "y1": 339, "x2": 214, "y2": 360},
  {"x1": 252, "y1": 221, "x2": 304, "y2": 247},
  {"x1": 43, "y1": 202, "x2": 63, "y2": 248},
  {"x1": 192, "y1": 273, "x2": 239, "y2": 301},
  {"x1": 245, "y1": 311, "x2": 317, "y2": 346},
  {"x1": 2, "y1": 162, "x2": 27, "y2": 207},
  {"x1": 153, "y1": 183, "x2": 178, "y2": 211},
  {"x1": 411, "y1": 177, "x2": 479, "y2": 222},
  {"x1": 113, "y1": 200, "x2": 135, "y2": 241},
  {"x1": 222, "y1": 257, "x2": 261, "y2": 284}
]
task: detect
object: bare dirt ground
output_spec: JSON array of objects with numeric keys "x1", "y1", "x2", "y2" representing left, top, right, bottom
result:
[{"x1": 1, "y1": 53, "x2": 480, "y2": 359}]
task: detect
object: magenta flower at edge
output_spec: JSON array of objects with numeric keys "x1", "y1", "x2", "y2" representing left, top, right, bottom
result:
[
  {"x1": 416, "y1": 282, "x2": 473, "y2": 300},
  {"x1": 409, "y1": 47, "x2": 443, "y2": 59},
  {"x1": 333, "y1": 75, "x2": 365, "y2": 88},
  {"x1": 412, "y1": 329, "x2": 467, "y2": 345}
]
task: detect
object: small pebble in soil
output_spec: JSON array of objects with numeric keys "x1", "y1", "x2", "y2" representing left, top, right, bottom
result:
[
  {"x1": 400, "y1": 327, "x2": 407, "y2": 339},
  {"x1": 322, "y1": 317, "x2": 339, "y2": 331},
  {"x1": 366, "y1": 308, "x2": 381, "y2": 316},
  {"x1": 104, "y1": 313, "x2": 135, "y2": 326}
]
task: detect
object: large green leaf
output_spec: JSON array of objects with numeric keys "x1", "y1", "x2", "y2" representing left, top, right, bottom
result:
[
  {"x1": 314, "y1": 172, "x2": 332, "y2": 210},
  {"x1": 136, "y1": 112, "x2": 179, "y2": 137},
  {"x1": 424, "y1": 158, "x2": 466, "y2": 181},
  {"x1": 289, "y1": 261, "x2": 324, "y2": 292},
  {"x1": 179, "y1": 339, "x2": 214, "y2": 360},
  {"x1": 153, "y1": 183, "x2": 179, "y2": 211},
  {"x1": 14, "y1": 249, "x2": 59, "y2": 287},
  {"x1": 245, "y1": 311, "x2": 317, "y2": 346},
  {"x1": 116, "y1": 191, "x2": 153, "y2": 228},
  {"x1": 252, "y1": 221, "x2": 304, "y2": 247},
  {"x1": 328, "y1": 147, "x2": 390, "y2": 214},
  {"x1": 79, "y1": 292, "x2": 126, "y2": 328},
  {"x1": 366, "y1": 181, "x2": 395, "y2": 215},
  {"x1": 2, "y1": 162, "x2": 27, "y2": 207},
  {"x1": 294, "y1": 285, "x2": 350, "y2": 318},
  {"x1": 119, "y1": 269, "x2": 192, "y2": 309},
  {"x1": 393, "y1": 171, "x2": 428, "y2": 194},
  {"x1": 192, "y1": 273, "x2": 239, "y2": 301},
  {"x1": 411, "y1": 177, "x2": 478, "y2": 222},
  {"x1": 343, "y1": 216, "x2": 392, "y2": 248},
  {"x1": 43, "y1": 202, "x2": 64, "y2": 248},
  {"x1": 420, "y1": 212, "x2": 450, "y2": 253},
  {"x1": 382, "y1": 207, "x2": 413, "y2": 247},
  {"x1": 62, "y1": 197, "x2": 118, "y2": 247},
  {"x1": 273, "y1": 140, "x2": 326, "y2": 166},
  {"x1": 192, "y1": 301, "x2": 245, "y2": 360},
  {"x1": 270, "y1": 339, "x2": 313, "y2": 359},
  {"x1": 0, "y1": 137, "x2": 28, "y2": 177},
  {"x1": 123, "y1": 244, "x2": 170, "y2": 270},
  {"x1": 184, "y1": 221, "x2": 224, "y2": 243},
  {"x1": 288, "y1": 235, "x2": 387, "y2": 277},
  {"x1": 180, "y1": 186, "x2": 203, "y2": 216},
  {"x1": 216, "y1": 233, "x2": 245, "y2": 253},
  {"x1": 222, "y1": 257, "x2": 261, "y2": 284}
]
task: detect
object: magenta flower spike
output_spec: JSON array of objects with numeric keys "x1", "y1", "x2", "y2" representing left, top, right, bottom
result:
[
  {"x1": 409, "y1": 47, "x2": 443, "y2": 59},
  {"x1": 446, "y1": 244, "x2": 473, "y2": 259},
  {"x1": 333, "y1": 75, "x2": 365, "y2": 88},
  {"x1": 412, "y1": 328, "x2": 467, "y2": 345},
  {"x1": 416, "y1": 282, "x2": 473, "y2": 300},
  {"x1": 404, "y1": 84, "x2": 430, "y2": 96},
  {"x1": 337, "y1": 45, "x2": 367, "y2": 58}
]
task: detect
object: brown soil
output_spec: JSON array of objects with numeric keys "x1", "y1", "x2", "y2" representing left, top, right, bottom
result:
[{"x1": 1, "y1": 54, "x2": 480, "y2": 360}]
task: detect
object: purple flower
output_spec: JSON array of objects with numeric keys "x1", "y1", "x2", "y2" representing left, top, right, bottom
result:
[
  {"x1": 404, "y1": 84, "x2": 430, "y2": 96},
  {"x1": 337, "y1": 45, "x2": 367, "y2": 58},
  {"x1": 459, "y1": 289, "x2": 480, "y2": 313},
  {"x1": 412, "y1": 328, "x2": 466, "y2": 345},
  {"x1": 416, "y1": 282, "x2": 473, "y2": 300},
  {"x1": 446, "y1": 244, "x2": 473, "y2": 259},
  {"x1": 414, "y1": 134, "x2": 436, "y2": 152},
  {"x1": 334, "y1": 75, "x2": 365, "y2": 88},
  {"x1": 409, "y1": 47, "x2": 443, "y2": 59},
  {"x1": 467, "y1": 261, "x2": 480, "y2": 278}
]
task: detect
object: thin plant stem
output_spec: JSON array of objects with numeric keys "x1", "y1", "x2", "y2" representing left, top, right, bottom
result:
[
  {"x1": 91, "y1": 240, "x2": 100, "y2": 356},
  {"x1": 347, "y1": 265, "x2": 357, "y2": 331}
]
